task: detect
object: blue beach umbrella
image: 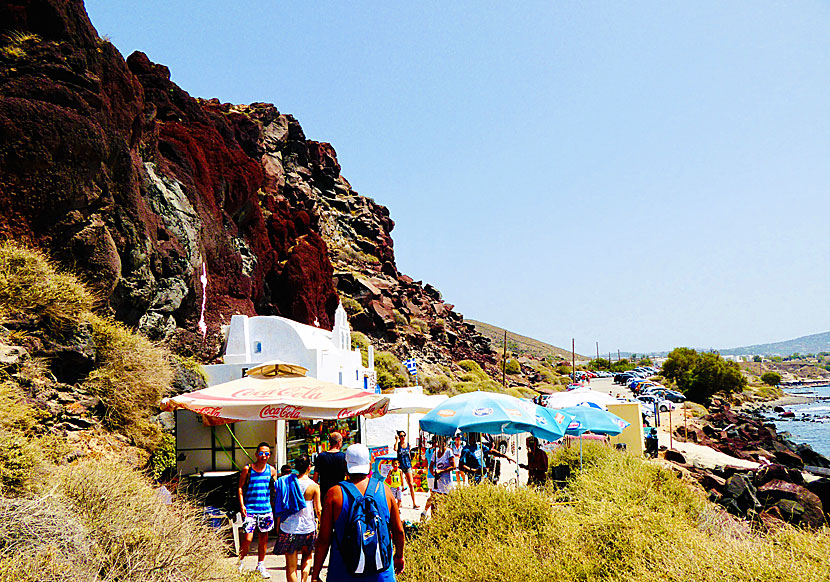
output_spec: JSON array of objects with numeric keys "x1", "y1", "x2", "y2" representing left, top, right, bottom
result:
[
  {"x1": 419, "y1": 391, "x2": 568, "y2": 441},
  {"x1": 559, "y1": 405, "x2": 630, "y2": 468}
]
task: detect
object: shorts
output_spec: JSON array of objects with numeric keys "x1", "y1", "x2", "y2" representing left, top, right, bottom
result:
[
  {"x1": 274, "y1": 529, "x2": 317, "y2": 554},
  {"x1": 401, "y1": 466, "x2": 413, "y2": 475},
  {"x1": 243, "y1": 512, "x2": 274, "y2": 534},
  {"x1": 390, "y1": 487, "x2": 402, "y2": 501}
]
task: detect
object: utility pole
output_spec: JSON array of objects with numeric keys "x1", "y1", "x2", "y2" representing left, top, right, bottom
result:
[
  {"x1": 618, "y1": 349, "x2": 621, "y2": 362},
  {"x1": 596, "y1": 342, "x2": 600, "y2": 362},
  {"x1": 572, "y1": 338, "x2": 576, "y2": 383},
  {"x1": 502, "y1": 329, "x2": 507, "y2": 388}
]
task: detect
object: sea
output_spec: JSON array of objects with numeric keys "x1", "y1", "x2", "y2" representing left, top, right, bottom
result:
[{"x1": 772, "y1": 384, "x2": 830, "y2": 459}]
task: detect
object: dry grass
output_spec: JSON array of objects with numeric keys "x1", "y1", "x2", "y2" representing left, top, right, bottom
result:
[
  {"x1": 0, "y1": 242, "x2": 95, "y2": 335},
  {"x1": 0, "y1": 460, "x2": 243, "y2": 582},
  {"x1": 84, "y1": 315, "x2": 173, "y2": 450},
  {"x1": 402, "y1": 446, "x2": 830, "y2": 582}
]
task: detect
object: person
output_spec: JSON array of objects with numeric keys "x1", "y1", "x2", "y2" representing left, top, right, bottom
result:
[
  {"x1": 423, "y1": 436, "x2": 454, "y2": 517},
  {"x1": 314, "y1": 432, "x2": 347, "y2": 501},
  {"x1": 311, "y1": 443, "x2": 405, "y2": 582},
  {"x1": 645, "y1": 427, "x2": 659, "y2": 458},
  {"x1": 448, "y1": 433, "x2": 464, "y2": 486},
  {"x1": 393, "y1": 431, "x2": 419, "y2": 509},
  {"x1": 459, "y1": 434, "x2": 513, "y2": 484},
  {"x1": 280, "y1": 464, "x2": 294, "y2": 477},
  {"x1": 275, "y1": 455, "x2": 321, "y2": 582},
  {"x1": 386, "y1": 459, "x2": 404, "y2": 511},
  {"x1": 519, "y1": 436, "x2": 548, "y2": 487},
  {"x1": 238, "y1": 442, "x2": 277, "y2": 578}
]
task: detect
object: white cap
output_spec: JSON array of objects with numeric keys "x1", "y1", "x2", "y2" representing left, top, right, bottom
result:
[{"x1": 345, "y1": 443, "x2": 371, "y2": 474}]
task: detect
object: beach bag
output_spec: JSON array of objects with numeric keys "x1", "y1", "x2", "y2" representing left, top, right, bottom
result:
[{"x1": 338, "y1": 479, "x2": 392, "y2": 576}]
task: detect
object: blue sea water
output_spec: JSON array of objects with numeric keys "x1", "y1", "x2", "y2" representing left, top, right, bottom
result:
[{"x1": 774, "y1": 384, "x2": 830, "y2": 459}]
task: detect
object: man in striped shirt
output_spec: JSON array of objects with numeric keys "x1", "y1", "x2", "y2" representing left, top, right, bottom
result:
[{"x1": 238, "y1": 442, "x2": 277, "y2": 578}]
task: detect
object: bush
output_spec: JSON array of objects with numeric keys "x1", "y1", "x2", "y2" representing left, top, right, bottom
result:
[
  {"x1": 410, "y1": 318, "x2": 428, "y2": 334},
  {"x1": 0, "y1": 460, "x2": 243, "y2": 582},
  {"x1": 402, "y1": 444, "x2": 830, "y2": 582},
  {"x1": 457, "y1": 360, "x2": 488, "y2": 380},
  {"x1": 422, "y1": 374, "x2": 452, "y2": 394},
  {"x1": 149, "y1": 433, "x2": 177, "y2": 480},
  {"x1": 340, "y1": 296, "x2": 364, "y2": 316},
  {"x1": 0, "y1": 242, "x2": 94, "y2": 335},
  {"x1": 0, "y1": 430, "x2": 37, "y2": 496},
  {"x1": 392, "y1": 309, "x2": 408, "y2": 326},
  {"x1": 761, "y1": 371, "x2": 782, "y2": 386},
  {"x1": 374, "y1": 351, "x2": 408, "y2": 389},
  {"x1": 503, "y1": 358, "x2": 521, "y2": 375},
  {"x1": 662, "y1": 348, "x2": 747, "y2": 404},
  {"x1": 83, "y1": 316, "x2": 172, "y2": 450}
]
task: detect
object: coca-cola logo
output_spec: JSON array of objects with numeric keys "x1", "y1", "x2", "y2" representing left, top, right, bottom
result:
[
  {"x1": 259, "y1": 404, "x2": 303, "y2": 419},
  {"x1": 193, "y1": 406, "x2": 222, "y2": 416},
  {"x1": 233, "y1": 386, "x2": 327, "y2": 400},
  {"x1": 337, "y1": 400, "x2": 386, "y2": 419}
]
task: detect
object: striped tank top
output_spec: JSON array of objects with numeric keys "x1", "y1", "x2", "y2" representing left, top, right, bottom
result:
[{"x1": 244, "y1": 464, "x2": 273, "y2": 514}]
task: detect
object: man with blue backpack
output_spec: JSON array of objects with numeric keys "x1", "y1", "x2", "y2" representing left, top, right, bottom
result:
[{"x1": 311, "y1": 443, "x2": 405, "y2": 582}]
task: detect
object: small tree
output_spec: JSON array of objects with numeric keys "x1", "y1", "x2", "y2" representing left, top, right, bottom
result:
[{"x1": 761, "y1": 371, "x2": 782, "y2": 386}]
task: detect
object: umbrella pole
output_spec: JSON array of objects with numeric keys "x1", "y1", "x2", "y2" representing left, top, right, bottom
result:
[{"x1": 515, "y1": 434, "x2": 519, "y2": 487}]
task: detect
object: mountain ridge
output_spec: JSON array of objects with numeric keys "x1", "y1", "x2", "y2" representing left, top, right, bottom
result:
[{"x1": 718, "y1": 330, "x2": 830, "y2": 357}]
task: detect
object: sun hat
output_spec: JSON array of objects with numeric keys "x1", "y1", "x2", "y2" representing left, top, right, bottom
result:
[{"x1": 345, "y1": 443, "x2": 371, "y2": 474}]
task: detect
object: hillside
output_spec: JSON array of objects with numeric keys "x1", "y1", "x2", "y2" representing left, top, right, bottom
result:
[
  {"x1": 719, "y1": 331, "x2": 830, "y2": 357},
  {"x1": 468, "y1": 320, "x2": 588, "y2": 361},
  {"x1": 0, "y1": 0, "x2": 494, "y2": 378}
]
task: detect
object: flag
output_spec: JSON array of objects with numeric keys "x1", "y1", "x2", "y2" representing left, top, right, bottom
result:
[{"x1": 403, "y1": 358, "x2": 417, "y2": 374}]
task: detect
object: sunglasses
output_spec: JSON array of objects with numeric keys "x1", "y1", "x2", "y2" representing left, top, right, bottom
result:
[{"x1": 257, "y1": 451, "x2": 271, "y2": 457}]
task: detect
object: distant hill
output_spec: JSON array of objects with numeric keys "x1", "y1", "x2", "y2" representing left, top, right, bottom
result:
[
  {"x1": 719, "y1": 331, "x2": 830, "y2": 357},
  {"x1": 467, "y1": 320, "x2": 589, "y2": 360}
]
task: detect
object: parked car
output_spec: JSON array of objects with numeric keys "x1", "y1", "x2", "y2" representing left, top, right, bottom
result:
[
  {"x1": 642, "y1": 387, "x2": 686, "y2": 403},
  {"x1": 636, "y1": 394, "x2": 675, "y2": 413}
]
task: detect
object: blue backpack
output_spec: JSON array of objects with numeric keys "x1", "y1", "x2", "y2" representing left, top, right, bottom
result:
[{"x1": 337, "y1": 479, "x2": 392, "y2": 576}]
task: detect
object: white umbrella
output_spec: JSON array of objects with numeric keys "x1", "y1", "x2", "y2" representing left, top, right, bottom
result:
[
  {"x1": 544, "y1": 387, "x2": 619, "y2": 410},
  {"x1": 387, "y1": 392, "x2": 449, "y2": 414}
]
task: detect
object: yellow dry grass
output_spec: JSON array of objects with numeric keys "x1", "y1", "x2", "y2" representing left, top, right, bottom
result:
[{"x1": 402, "y1": 445, "x2": 830, "y2": 582}]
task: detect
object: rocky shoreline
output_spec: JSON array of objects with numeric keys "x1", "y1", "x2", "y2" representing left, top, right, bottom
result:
[{"x1": 667, "y1": 401, "x2": 830, "y2": 529}]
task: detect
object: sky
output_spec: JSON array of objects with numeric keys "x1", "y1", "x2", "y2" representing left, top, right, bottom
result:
[{"x1": 85, "y1": 1, "x2": 830, "y2": 356}]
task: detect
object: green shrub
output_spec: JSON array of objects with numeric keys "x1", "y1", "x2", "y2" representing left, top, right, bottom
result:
[
  {"x1": 341, "y1": 296, "x2": 364, "y2": 316},
  {"x1": 0, "y1": 242, "x2": 94, "y2": 335},
  {"x1": 392, "y1": 309, "x2": 408, "y2": 326},
  {"x1": 422, "y1": 374, "x2": 452, "y2": 394},
  {"x1": 504, "y1": 358, "x2": 521, "y2": 375},
  {"x1": 410, "y1": 318, "x2": 428, "y2": 334},
  {"x1": 0, "y1": 429, "x2": 37, "y2": 496},
  {"x1": 374, "y1": 351, "x2": 408, "y2": 389},
  {"x1": 84, "y1": 316, "x2": 172, "y2": 451},
  {"x1": 761, "y1": 371, "x2": 782, "y2": 386},
  {"x1": 457, "y1": 359, "x2": 488, "y2": 380},
  {"x1": 148, "y1": 433, "x2": 176, "y2": 480}
]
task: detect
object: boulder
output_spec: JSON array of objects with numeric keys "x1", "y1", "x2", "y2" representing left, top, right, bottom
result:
[
  {"x1": 724, "y1": 473, "x2": 761, "y2": 513},
  {"x1": 805, "y1": 478, "x2": 830, "y2": 517},
  {"x1": 0, "y1": 344, "x2": 29, "y2": 367},
  {"x1": 664, "y1": 449, "x2": 687, "y2": 464},
  {"x1": 757, "y1": 479, "x2": 825, "y2": 528},
  {"x1": 754, "y1": 463, "x2": 804, "y2": 487}
]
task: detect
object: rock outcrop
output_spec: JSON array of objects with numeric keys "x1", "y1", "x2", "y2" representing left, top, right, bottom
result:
[
  {"x1": 667, "y1": 403, "x2": 830, "y2": 529},
  {"x1": 0, "y1": 0, "x2": 493, "y2": 367}
]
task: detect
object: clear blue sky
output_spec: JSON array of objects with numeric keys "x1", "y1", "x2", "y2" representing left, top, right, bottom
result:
[{"x1": 86, "y1": 1, "x2": 830, "y2": 355}]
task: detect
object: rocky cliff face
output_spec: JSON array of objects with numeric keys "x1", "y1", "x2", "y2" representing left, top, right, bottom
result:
[{"x1": 0, "y1": 0, "x2": 493, "y2": 368}]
